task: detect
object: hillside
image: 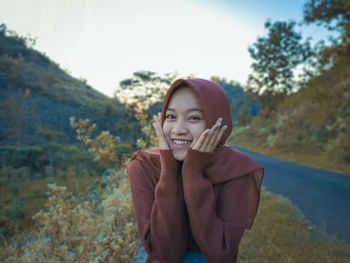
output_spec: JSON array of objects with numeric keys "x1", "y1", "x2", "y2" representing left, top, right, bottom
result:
[{"x1": 0, "y1": 24, "x2": 138, "y2": 147}]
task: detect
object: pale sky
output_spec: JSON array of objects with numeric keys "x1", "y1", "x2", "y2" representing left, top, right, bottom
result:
[{"x1": 0, "y1": 0, "x2": 330, "y2": 97}]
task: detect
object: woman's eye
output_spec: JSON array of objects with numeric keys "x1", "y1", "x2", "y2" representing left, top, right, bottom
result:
[
  {"x1": 166, "y1": 114, "x2": 175, "y2": 119},
  {"x1": 189, "y1": 116, "x2": 201, "y2": 120}
]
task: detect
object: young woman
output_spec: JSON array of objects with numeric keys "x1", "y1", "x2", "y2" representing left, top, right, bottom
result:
[{"x1": 128, "y1": 78, "x2": 264, "y2": 263}]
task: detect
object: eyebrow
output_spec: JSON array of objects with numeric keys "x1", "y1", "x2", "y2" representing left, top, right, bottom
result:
[{"x1": 166, "y1": 108, "x2": 203, "y2": 113}]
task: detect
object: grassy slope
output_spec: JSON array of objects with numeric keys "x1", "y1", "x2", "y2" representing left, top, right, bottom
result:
[
  {"x1": 239, "y1": 189, "x2": 350, "y2": 263},
  {"x1": 227, "y1": 126, "x2": 350, "y2": 175}
]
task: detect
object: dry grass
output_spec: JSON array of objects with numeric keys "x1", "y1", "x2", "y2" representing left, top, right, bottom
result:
[
  {"x1": 0, "y1": 169, "x2": 101, "y2": 234},
  {"x1": 1, "y1": 161, "x2": 349, "y2": 262},
  {"x1": 0, "y1": 164, "x2": 139, "y2": 263},
  {"x1": 239, "y1": 189, "x2": 350, "y2": 263}
]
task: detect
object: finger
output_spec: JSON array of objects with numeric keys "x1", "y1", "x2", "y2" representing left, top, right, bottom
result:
[
  {"x1": 155, "y1": 113, "x2": 165, "y2": 130},
  {"x1": 153, "y1": 115, "x2": 161, "y2": 134},
  {"x1": 152, "y1": 120, "x2": 161, "y2": 136},
  {"x1": 208, "y1": 119, "x2": 222, "y2": 145},
  {"x1": 154, "y1": 113, "x2": 161, "y2": 124},
  {"x1": 192, "y1": 129, "x2": 209, "y2": 151},
  {"x1": 192, "y1": 117, "x2": 222, "y2": 152},
  {"x1": 153, "y1": 114, "x2": 169, "y2": 149},
  {"x1": 152, "y1": 120, "x2": 163, "y2": 141},
  {"x1": 212, "y1": 125, "x2": 228, "y2": 149},
  {"x1": 203, "y1": 119, "x2": 222, "y2": 152},
  {"x1": 200, "y1": 129, "x2": 213, "y2": 152},
  {"x1": 206, "y1": 126, "x2": 221, "y2": 152}
]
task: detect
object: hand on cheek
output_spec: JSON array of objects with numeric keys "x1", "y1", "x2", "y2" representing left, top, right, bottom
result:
[
  {"x1": 152, "y1": 112, "x2": 169, "y2": 150},
  {"x1": 191, "y1": 117, "x2": 228, "y2": 152}
]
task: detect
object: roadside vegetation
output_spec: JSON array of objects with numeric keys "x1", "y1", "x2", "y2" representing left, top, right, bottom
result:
[{"x1": 229, "y1": 0, "x2": 350, "y2": 175}]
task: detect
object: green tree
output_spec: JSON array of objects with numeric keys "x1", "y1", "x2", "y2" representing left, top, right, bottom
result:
[
  {"x1": 303, "y1": 0, "x2": 350, "y2": 66},
  {"x1": 246, "y1": 20, "x2": 314, "y2": 118},
  {"x1": 115, "y1": 70, "x2": 178, "y2": 112},
  {"x1": 247, "y1": 20, "x2": 314, "y2": 95}
]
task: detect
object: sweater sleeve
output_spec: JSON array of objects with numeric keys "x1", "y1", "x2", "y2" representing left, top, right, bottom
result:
[
  {"x1": 127, "y1": 150, "x2": 188, "y2": 263},
  {"x1": 182, "y1": 148, "x2": 252, "y2": 263}
]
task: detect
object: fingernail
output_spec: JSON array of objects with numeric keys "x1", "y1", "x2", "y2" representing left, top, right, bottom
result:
[
  {"x1": 218, "y1": 117, "x2": 223, "y2": 122},
  {"x1": 223, "y1": 125, "x2": 228, "y2": 129}
]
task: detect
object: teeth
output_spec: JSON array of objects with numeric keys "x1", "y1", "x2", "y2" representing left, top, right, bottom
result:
[{"x1": 173, "y1": 140, "x2": 189, "y2": 145}]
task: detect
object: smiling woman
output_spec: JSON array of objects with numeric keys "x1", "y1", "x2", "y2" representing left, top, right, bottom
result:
[{"x1": 127, "y1": 78, "x2": 264, "y2": 263}]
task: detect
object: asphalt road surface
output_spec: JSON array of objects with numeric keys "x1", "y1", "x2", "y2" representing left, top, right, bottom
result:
[{"x1": 232, "y1": 145, "x2": 350, "y2": 245}]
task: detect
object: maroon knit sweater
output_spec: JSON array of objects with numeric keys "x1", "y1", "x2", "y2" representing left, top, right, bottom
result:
[{"x1": 127, "y1": 79, "x2": 264, "y2": 263}]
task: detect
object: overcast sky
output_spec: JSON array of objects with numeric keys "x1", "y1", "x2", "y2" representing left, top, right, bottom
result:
[{"x1": 0, "y1": 0, "x2": 330, "y2": 97}]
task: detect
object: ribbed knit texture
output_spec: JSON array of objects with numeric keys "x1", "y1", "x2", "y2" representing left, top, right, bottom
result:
[
  {"x1": 128, "y1": 146, "x2": 264, "y2": 263},
  {"x1": 128, "y1": 149, "x2": 188, "y2": 263}
]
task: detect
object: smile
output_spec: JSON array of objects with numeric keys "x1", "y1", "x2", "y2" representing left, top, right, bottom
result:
[
  {"x1": 171, "y1": 139, "x2": 192, "y2": 148},
  {"x1": 173, "y1": 139, "x2": 190, "y2": 145}
]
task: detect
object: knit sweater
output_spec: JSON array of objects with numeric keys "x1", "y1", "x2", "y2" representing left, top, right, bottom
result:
[{"x1": 128, "y1": 146, "x2": 264, "y2": 263}]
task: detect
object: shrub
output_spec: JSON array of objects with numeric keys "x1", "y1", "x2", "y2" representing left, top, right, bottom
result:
[{"x1": 0, "y1": 164, "x2": 139, "y2": 262}]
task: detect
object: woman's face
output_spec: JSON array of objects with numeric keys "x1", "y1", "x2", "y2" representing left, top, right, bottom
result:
[{"x1": 163, "y1": 87, "x2": 206, "y2": 161}]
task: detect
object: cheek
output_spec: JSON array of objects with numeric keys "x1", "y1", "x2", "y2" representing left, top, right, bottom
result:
[
  {"x1": 192, "y1": 125, "x2": 206, "y2": 140},
  {"x1": 162, "y1": 123, "x2": 171, "y2": 138}
]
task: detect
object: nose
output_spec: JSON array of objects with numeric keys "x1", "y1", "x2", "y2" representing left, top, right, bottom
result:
[{"x1": 172, "y1": 119, "x2": 188, "y2": 135}]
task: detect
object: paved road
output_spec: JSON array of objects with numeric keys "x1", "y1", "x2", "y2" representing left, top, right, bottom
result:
[{"x1": 232, "y1": 145, "x2": 350, "y2": 245}]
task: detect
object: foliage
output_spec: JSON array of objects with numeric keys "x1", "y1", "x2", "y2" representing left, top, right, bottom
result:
[
  {"x1": 247, "y1": 20, "x2": 313, "y2": 96},
  {"x1": 237, "y1": 1, "x2": 350, "y2": 171},
  {"x1": 115, "y1": 70, "x2": 177, "y2": 111},
  {"x1": 229, "y1": 51, "x2": 350, "y2": 174},
  {"x1": 303, "y1": 0, "x2": 350, "y2": 69},
  {"x1": 211, "y1": 76, "x2": 261, "y2": 126},
  {"x1": 115, "y1": 71, "x2": 179, "y2": 149},
  {"x1": 0, "y1": 146, "x2": 44, "y2": 171},
  {"x1": 0, "y1": 166, "x2": 103, "y2": 241},
  {"x1": 303, "y1": 0, "x2": 350, "y2": 42},
  {"x1": 0, "y1": 166, "x2": 139, "y2": 263},
  {"x1": 0, "y1": 24, "x2": 36, "y2": 56},
  {"x1": 70, "y1": 117, "x2": 126, "y2": 168}
]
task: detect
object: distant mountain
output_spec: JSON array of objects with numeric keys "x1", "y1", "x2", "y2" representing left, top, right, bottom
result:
[{"x1": 0, "y1": 24, "x2": 138, "y2": 146}]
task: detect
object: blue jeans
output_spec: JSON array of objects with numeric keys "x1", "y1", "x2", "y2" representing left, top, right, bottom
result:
[{"x1": 180, "y1": 252, "x2": 206, "y2": 262}]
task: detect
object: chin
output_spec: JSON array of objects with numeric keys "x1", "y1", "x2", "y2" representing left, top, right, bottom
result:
[{"x1": 172, "y1": 150, "x2": 187, "y2": 161}]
